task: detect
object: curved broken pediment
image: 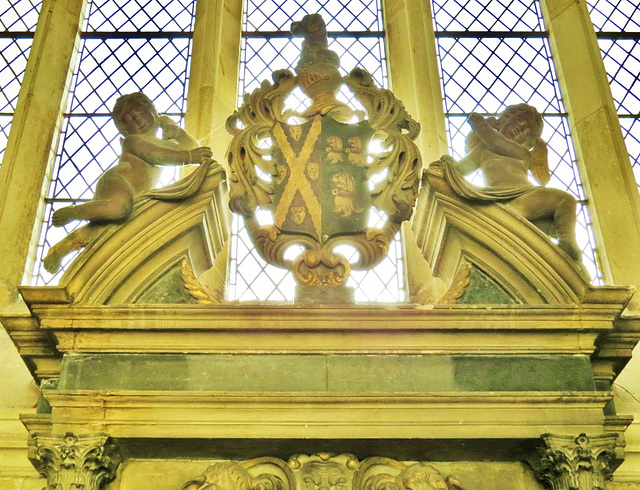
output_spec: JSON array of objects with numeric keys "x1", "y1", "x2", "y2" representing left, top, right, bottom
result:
[
  {"x1": 51, "y1": 168, "x2": 229, "y2": 305},
  {"x1": 413, "y1": 161, "x2": 610, "y2": 306}
]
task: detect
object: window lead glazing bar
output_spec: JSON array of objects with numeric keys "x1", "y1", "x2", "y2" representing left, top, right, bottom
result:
[
  {"x1": 80, "y1": 31, "x2": 193, "y2": 39},
  {"x1": 595, "y1": 31, "x2": 640, "y2": 39},
  {"x1": 242, "y1": 30, "x2": 385, "y2": 38},
  {"x1": 435, "y1": 30, "x2": 548, "y2": 38}
]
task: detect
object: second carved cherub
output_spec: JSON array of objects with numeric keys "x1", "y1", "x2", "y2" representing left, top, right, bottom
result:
[{"x1": 441, "y1": 103, "x2": 582, "y2": 262}]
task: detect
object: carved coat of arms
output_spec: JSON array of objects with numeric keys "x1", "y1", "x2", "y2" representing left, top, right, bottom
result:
[{"x1": 226, "y1": 14, "x2": 422, "y2": 300}]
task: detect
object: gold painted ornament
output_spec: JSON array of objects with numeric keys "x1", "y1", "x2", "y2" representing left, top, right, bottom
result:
[{"x1": 226, "y1": 13, "x2": 421, "y2": 302}]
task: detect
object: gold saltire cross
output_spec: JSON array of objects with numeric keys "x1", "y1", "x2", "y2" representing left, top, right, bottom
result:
[{"x1": 272, "y1": 117, "x2": 324, "y2": 238}]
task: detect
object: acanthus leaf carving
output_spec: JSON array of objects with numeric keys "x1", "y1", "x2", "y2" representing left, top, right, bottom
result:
[
  {"x1": 534, "y1": 433, "x2": 617, "y2": 490},
  {"x1": 30, "y1": 432, "x2": 121, "y2": 490}
]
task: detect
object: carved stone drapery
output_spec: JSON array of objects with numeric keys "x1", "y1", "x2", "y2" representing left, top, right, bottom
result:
[
  {"x1": 30, "y1": 432, "x2": 122, "y2": 490},
  {"x1": 534, "y1": 433, "x2": 617, "y2": 490},
  {"x1": 181, "y1": 454, "x2": 463, "y2": 490}
]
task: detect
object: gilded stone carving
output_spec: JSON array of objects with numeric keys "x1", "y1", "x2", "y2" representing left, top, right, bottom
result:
[
  {"x1": 435, "y1": 104, "x2": 587, "y2": 276},
  {"x1": 437, "y1": 261, "x2": 471, "y2": 305},
  {"x1": 181, "y1": 259, "x2": 220, "y2": 304},
  {"x1": 181, "y1": 455, "x2": 464, "y2": 490},
  {"x1": 30, "y1": 432, "x2": 121, "y2": 490},
  {"x1": 181, "y1": 460, "x2": 290, "y2": 490},
  {"x1": 226, "y1": 13, "x2": 421, "y2": 300},
  {"x1": 43, "y1": 92, "x2": 222, "y2": 273},
  {"x1": 534, "y1": 433, "x2": 617, "y2": 489}
]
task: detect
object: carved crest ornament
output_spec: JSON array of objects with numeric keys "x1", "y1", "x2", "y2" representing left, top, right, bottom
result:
[
  {"x1": 226, "y1": 14, "x2": 421, "y2": 300},
  {"x1": 181, "y1": 454, "x2": 463, "y2": 490}
]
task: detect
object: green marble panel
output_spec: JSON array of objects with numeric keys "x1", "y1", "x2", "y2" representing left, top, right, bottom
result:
[{"x1": 58, "y1": 354, "x2": 595, "y2": 392}]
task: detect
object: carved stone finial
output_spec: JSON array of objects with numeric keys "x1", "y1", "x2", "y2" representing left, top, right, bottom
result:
[
  {"x1": 534, "y1": 433, "x2": 617, "y2": 489},
  {"x1": 30, "y1": 432, "x2": 122, "y2": 490}
]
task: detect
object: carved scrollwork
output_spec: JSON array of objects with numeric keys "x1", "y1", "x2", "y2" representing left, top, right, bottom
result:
[
  {"x1": 181, "y1": 455, "x2": 464, "y2": 490},
  {"x1": 343, "y1": 68, "x2": 421, "y2": 222},
  {"x1": 30, "y1": 432, "x2": 121, "y2": 490},
  {"x1": 226, "y1": 14, "x2": 422, "y2": 294},
  {"x1": 227, "y1": 70, "x2": 297, "y2": 216}
]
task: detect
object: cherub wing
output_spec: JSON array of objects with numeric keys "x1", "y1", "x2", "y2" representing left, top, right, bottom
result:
[{"x1": 529, "y1": 138, "x2": 550, "y2": 185}]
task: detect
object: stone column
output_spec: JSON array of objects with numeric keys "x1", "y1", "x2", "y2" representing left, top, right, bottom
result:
[
  {"x1": 186, "y1": 0, "x2": 243, "y2": 163},
  {"x1": 30, "y1": 432, "x2": 121, "y2": 490},
  {"x1": 540, "y1": 0, "x2": 640, "y2": 288},
  {"x1": 382, "y1": 0, "x2": 449, "y2": 166},
  {"x1": 534, "y1": 433, "x2": 617, "y2": 489},
  {"x1": 0, "y1": 0, "x2": 87, "y2": 313}
]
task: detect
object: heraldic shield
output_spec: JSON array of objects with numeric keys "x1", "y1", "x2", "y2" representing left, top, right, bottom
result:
[
  {"x1": 271, "y1": 116, "x2": 374, "y2": 240},
  {"x1": 226, "y1": 13, "x2": 422, "y2": 303}
]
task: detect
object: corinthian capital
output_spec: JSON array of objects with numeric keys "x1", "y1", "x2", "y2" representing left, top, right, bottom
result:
[
  {"x1": 30, "y1": 432, "x2": 121, "y2": 490},
  {"x1": 534, "y1": 433, "x2": 617, "y2": 490}
]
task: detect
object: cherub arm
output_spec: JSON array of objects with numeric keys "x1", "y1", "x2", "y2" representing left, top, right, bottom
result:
[
  {"x1": 455, "y1": 145, "x2": 482, "y2": 175},
  {"x1": 157, "y1": 115, "x2": 199, "y2": 150},
  {"x1": 468, "y1": 113, "x2": 530, "y2": 161},
  {"x1": 122, "y1": 134, "x2": 212, "y2": 166}
]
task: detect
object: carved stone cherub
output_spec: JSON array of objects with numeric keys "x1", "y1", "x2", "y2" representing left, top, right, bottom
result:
[
  {"x1": 51, "y1": 92, "x2": 212, "y2": 227},
  {"x1": 441, "y1": 103, "x2": 582, "y2": 262},
  {"x1": 43, "y1": 92, "x2": 215, "y2": 273}
]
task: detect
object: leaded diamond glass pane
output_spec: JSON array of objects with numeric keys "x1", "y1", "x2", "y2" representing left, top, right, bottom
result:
[
  {"x1": 588, "y1": 1, "x2": 640, "y2": 188},
  {"x1": 0, "y1": 115, "x2": 11, "y2": 162},
  {"x1": 84, "y1": 0, "x2": 195, "y2": 32},
  {"x1": 0, "y1": 38, "x2": 32, "y2": 112},
  {"x1": 0, "y1": 0, "x2": 41, "y2": 31},
  {"x1": 436, "y1": 37, "x2": 563, "y2": 114},
  {"x1": 0, "y1": 0, "x2": 40, "y2": 163},
  {"x1": 620, "y1": 117, "x2": 640, "y2": 180},
  {"x1": 588, "y1": 0, "x2": 640, "y2": 32},
  {"x1": 432, "y1": 0, "x2": 545, "y2": 32},
  {"x1": 49, "y1": 116, "x2": 119, "y2": 199},
  {"x1": 68, "y1": 38, "x2": 191, "y2": 114},
  {"x1": 598, "y1": 39, "x2": 640, "y2": 115},
  {"x1": 244, "y1": 0, "x2": 383, "y2": 32}
]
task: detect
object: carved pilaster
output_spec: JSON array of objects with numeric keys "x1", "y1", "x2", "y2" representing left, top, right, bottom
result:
[
  {"x1": 534, "y1": 433, "x2": 617, "y2": 489},
  {"x1": 30, "y1": 432, "x2": 121, "y2": 490}
]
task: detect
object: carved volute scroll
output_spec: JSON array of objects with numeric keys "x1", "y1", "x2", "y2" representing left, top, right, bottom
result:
[
  {"x1": 226, "y1": 13, "x2": 421, "y2": 302},
  {"x1": 534, "y1": 433, "x2": 617, "y2": 490},
  {"x1": 180, "y1": 454, "x2": 464, "y2": 490},
  {"x1": 30, "y1": 432, "x2": 121, "y2": 490}
]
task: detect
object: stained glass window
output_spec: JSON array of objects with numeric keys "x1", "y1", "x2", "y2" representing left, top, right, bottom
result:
[
  {"x1": 432, "y1": 0, "x2": 603, "y2": 283},
  {"x1": 0, "y1": 0, "x2": 41, "y2": 164},
  {"x1": 32, "y1": 0, "x2": 196, "y2": 285},
  {"x1": 229, "y1": 0, "x2": 403, "y2": 302},
  {"x1": 588, "y1": 0, "x2": 640, "y2": 187}
]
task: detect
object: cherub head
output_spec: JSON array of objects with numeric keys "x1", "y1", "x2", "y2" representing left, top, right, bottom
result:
[
  {"x1": 495, "y1": 103, "x2": 543, "y2": 148},
  {"x1": 112, "y1": 92, "x2": 158, "y2": 136}
]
